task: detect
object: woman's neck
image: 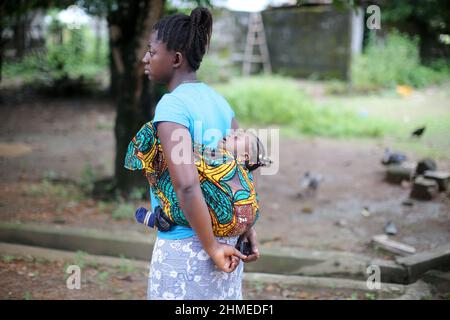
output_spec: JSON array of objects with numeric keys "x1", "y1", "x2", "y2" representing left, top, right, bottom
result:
[{"x1": 168, "y1": 72, "x2": 198, "y2": 92}]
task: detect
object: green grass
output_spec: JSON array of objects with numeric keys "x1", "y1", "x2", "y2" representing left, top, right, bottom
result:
[
  {"x1": 317, "y1": 82, "x2": 450, "y2": 160},
  {"x1": 74, "y1": 250, "x2": 88, "y2": 269},
  {"x1": 2, "y1": 255, "x2": 16, "y2": 263},
  {"x1": 111, "y1": 203, "x2": 135, "y2": 221},
  {"x1": 215, "y1": 76, "x2": 450, "y2": 160},
  {"x1": 23, "y1": 291, "x2": 33, "y2": 300},
  {"x1": 118, "y1": 255, "x2": 136, "y2": 274},
  {"x1": 98, "y1": 271, "x2": 110, "y2": 281},
  {"x1": 215, "y1": 75, "x2": 398, "y2": 138},
  {"x1": 24, "y1": 179, "x2": 83, "y2": 200}
]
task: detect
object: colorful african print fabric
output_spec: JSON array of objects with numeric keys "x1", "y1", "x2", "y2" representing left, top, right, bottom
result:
[{"x1": 124, "y1": 121, "x2": 260, "y2": 237}]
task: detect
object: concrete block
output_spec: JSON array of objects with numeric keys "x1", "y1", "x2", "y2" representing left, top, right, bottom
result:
[
  {"x1": 243, "y1": 272, "x2": 406, "y2": 296},
  {"x1": 410, "y1": 176, "x2": 439, "y2": 200},
  {"x1": 394, "y1": 280, "x2": 432, "y2": 300},
  {"x1": 372, "y1": 234, "x2": 416, "y2": 256},
  {"x1": 385, "y1": 164, "x2": 414, "y2": 184},
  {"x1": 0, "y1": 242, "x2": 148, "y2": 269},
  {"x1": 396, "y1": 244, "x2": 450, "y2": 283},
  {"x1": 0, "y1": 222, "x2": 155, "y2": 261},
  {"x1": 424, "y1": 170, "x2": 450, "y2": 192},
  {"x1": 422, "y1": 270, "x2": 450, "y2": 293},
  {"x1": 369, "y1": 259, "x2": 409, "y2": 284}
]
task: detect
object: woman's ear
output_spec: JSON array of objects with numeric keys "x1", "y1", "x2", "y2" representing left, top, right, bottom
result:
[{"x1": 173, "y1": 52, "x2": 183, "y2": 69}]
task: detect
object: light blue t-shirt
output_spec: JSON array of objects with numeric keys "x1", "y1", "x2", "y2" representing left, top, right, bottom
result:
[{"x1": 150, "y1": 82, "x2": 235, "y2": 240}]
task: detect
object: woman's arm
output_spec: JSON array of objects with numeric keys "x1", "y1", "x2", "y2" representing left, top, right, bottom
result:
[
  {"x1": 157, "y1": 121, "x2": 246, "y2": 272},
  {"x1": 231, "y1": 118, "x2": 261, "y2": 263}
]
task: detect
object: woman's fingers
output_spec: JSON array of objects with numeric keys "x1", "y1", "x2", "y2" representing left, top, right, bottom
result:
[
  {"x1": 213, "y1": 243, "x2": 244, "y2": 273},
  {"x1": 230, "y1": 257, "x2": 238, "y2": 271},
  {"x1": 250, "y1": 245, "x2": 260, "y2": 260},
  {"x1": 243, "y1": 252, "x2": 258, "y2": 262},
  {"x1": 232, "y1": 247, "x2": 247, "y2": 260}
]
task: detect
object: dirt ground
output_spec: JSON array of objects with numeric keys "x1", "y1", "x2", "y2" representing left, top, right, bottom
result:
[
  {"x1": 0, "y1": 95, "x2": 449, "y2": 260},
  {"x1": 0, "y1": 254, "x2": 386, "y2": 300}
]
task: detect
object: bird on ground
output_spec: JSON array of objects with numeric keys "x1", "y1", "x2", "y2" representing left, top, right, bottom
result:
[
  {"x1": 299, "y1": 171, "x2": 324, "y2": 197},
  {"x1": 384, "y1": 221, "x2": 398, "y2": 236},
  {"x1": 411, "y1": 126, "x2": 426, "y2": 138},
  {"x1": 381, "y1": 148, "x2": 407, "y2": 165}
]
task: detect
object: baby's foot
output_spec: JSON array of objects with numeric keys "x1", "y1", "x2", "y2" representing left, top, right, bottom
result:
[
  {"x1": 135, "y1": 207, "x2": 156, "y2": 228},
  {"x1": 135, "y1": 206, "x2": 175, "y2": 231}
]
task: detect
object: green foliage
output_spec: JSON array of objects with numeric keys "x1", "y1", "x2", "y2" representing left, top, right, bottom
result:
[
  {"x1": 80, "y1": 163, "x2": 97, "y2": 195},
  {"x1": 2, "y1": 255, "x2": 16, "y2": 263},
  {"x1": 128, "y1": 187, "x2": 147, "y2": 201},
  {"x1": 98, "y1": 270, "x2": 110, "y2": 281},
  {"x1": 111, "y1": 203, "x2": 134, "y2": 220},
  {"x1": 214, "y1": 75, "x2": 396, "y2": 138},
  {"x1": 25, "y1": 179, "x2": 70, "y2": 198},
  {"x1": 349, "y1": 292, "x2": 359, "y2": 300},
  {"x1": 3, "y1": 10, "x2": 109, "y2": 92},
  {"x1": 380, "y1": 0, "x2": 449, "y2": 34},
  {"x1": 97, "y1": 201, "x2": 110, "y2": 214},
  {"x1": 74, "y1": 250, "x2": 88, "y2": 269},
  {"x1": 198, "y1": 55, "x2": 239, "y2": 84},
  {"x1": 118, "y1": 255, "x2": 136, "y2": 274},
  {"x1": 365, "y1": 292, "x2": 376, "y2": 300},
  {"x1": 23, "y1": 291, "x2": 33, "y2": 300},
  {"x1": 351, "y1": 31, "x2": 449, "y2": 91}
]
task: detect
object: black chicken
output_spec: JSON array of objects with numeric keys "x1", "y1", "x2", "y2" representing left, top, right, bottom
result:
[{"x1": 411, "y1": 126, "x2": 426, "y2": 138}]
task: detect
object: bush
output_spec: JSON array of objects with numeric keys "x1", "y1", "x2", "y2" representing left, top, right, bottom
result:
[
  {"x1": 198, "y1": 54, "x2": 239, "y2": 84},
  {"x1": 214, "y1": 76, "x2": 396, "y2": 138},
  {"x1": 111, "y1": 203, "x2": 134, "y2": 220},
  {"x1": 351, "y1": 31, "x2": 449, "y2": 91},
  {"x1": 3, "y1": 13, "x2": 108, "y2": 93}
]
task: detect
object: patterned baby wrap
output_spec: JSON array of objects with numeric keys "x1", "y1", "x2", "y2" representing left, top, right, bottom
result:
[{"x1": 124, "y1": 121, "x2": 260, "y2": 237}]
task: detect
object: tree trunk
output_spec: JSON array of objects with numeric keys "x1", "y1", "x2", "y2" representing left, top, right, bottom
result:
[
  {"x1": 13, "y1": 14, "x2": 26, "y2": 59},
  {"x1": 107, "y1": 0, "x2": 165, "y2": 194}
]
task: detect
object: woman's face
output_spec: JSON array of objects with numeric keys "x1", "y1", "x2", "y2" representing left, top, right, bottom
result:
[{"x1": 142, "y1": 31, "x2": 174, "y2": 84}]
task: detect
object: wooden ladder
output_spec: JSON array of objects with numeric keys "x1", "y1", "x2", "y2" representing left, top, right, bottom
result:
[{"x1": 242, "y1": 12, "x2": 272, "y2": 76}]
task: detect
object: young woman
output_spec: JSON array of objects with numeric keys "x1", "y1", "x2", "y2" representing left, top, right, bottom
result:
[{"x1": 142, "y1": 7, "x2": 260, "y2": 300}]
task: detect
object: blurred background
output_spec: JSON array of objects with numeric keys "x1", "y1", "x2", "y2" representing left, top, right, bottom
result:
[{"x1": 0, "y1": 0, "x2": 449, "y2": 300}]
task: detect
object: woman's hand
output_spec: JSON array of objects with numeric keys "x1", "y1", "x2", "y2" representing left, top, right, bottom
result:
[
  {"x1": 239, "y1": 227, "x2": 260, "y2": 263},
  {"x1": 207, "y1": 242, "x2": 247, "y2": 273}
]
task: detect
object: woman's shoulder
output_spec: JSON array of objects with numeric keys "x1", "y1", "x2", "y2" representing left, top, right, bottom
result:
[
  {"x1": 157, "y1": 91, "x2": 184, "y2": 106},
  {"x1": 153, "y1": 92, "x2": 191, "y2": 127}
]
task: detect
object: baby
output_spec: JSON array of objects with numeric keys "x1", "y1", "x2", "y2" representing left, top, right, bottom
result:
[{"x1": 135, "y1": 128, "x2": 271, "y2": 231}]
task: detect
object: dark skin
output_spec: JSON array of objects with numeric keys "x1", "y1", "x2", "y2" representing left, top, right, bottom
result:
[{"x1": 142, "y1": 31, "x2": 260, "y2": 273}]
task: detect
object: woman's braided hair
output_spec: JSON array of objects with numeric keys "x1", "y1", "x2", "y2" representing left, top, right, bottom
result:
[{"x1": 153, "y1": 7, "x2": 213, "y2": 71}]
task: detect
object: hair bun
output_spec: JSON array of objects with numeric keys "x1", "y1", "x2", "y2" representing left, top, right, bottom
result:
[{"x1": 190, "y1": 7, "x2": 212, "y2": 31}]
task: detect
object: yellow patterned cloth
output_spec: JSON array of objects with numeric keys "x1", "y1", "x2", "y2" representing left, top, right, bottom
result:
[{"x1": 124, "y1": 121, "x2": 260, "y2": 237}]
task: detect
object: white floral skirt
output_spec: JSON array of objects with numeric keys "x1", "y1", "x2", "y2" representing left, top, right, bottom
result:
[{"x1": 147, "y1": 234, "x2": 244, "y2": 300}]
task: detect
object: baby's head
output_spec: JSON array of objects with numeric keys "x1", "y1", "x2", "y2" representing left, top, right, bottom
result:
[{"x1": 218, "y1": 129, "x2": 271, "y2": 171}]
